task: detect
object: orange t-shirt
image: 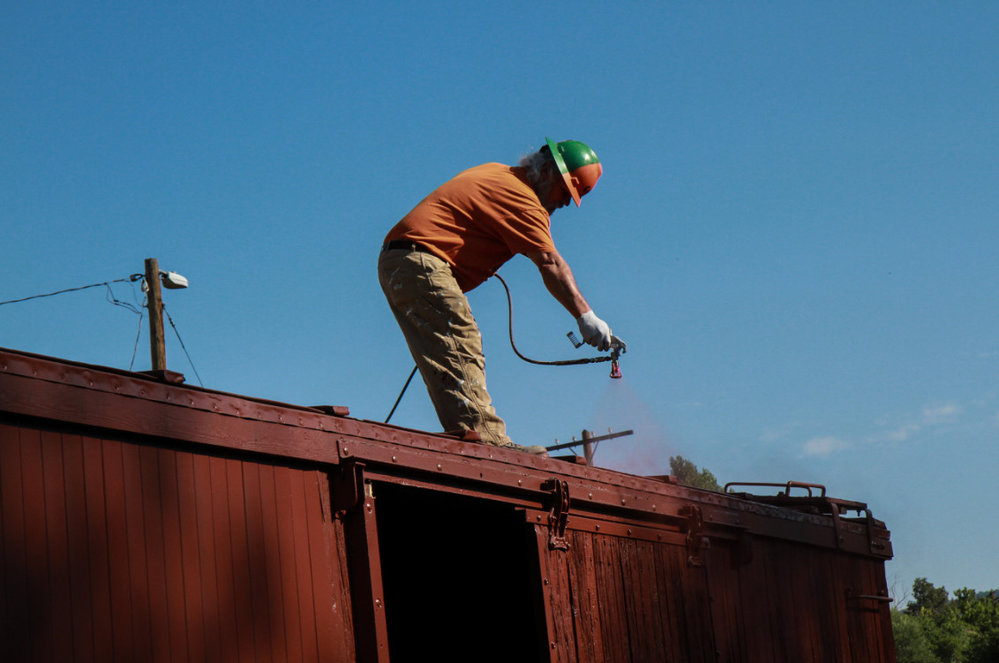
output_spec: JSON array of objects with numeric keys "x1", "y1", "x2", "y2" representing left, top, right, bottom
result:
[{"x1": 384, "y1": 163, "x2": 556, "y2": 292}]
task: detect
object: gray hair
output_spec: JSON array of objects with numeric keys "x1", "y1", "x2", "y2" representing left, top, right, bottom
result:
[{"x1": 518, "y1": 147, "x2": 555, "y2": 187}]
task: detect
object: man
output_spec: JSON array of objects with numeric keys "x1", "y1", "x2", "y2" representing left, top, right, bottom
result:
[{"x1": 378, "y1": 138, "x2": 623, "y2": 453}]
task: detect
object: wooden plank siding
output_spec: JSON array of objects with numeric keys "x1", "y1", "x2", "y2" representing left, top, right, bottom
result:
[
  {"x1": 538, "y1": 527, "x2": 714, "y2": 663},
  {"x1": 0, "y1": 347, "x2": 895, "y2": 662},
  {"x1": 534, "y1": 526, "x2": 896, "y2": 663},
  {"x1": 0, "y1": 420, "x2": 355, "y2": 663},
  {"x1": 701, "y1": 537, "x2": 896, "y2": 663}
]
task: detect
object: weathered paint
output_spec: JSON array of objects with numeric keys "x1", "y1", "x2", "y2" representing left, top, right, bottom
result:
[{"x1": 0, "y1": 347, "x2": 895, "y2": 662}]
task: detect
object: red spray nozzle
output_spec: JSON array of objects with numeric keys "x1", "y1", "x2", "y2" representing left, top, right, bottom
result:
[{"x1": 608, "y1": 340, "x2": 625, "y2": 379}]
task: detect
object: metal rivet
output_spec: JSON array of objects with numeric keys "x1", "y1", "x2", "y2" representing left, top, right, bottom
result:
[
  {"x1": 391, "y1": 455, "x2": 397, "y2": 462},
  {"x1": 437, "y1": 464, "x2": 442, "y2": 471}
]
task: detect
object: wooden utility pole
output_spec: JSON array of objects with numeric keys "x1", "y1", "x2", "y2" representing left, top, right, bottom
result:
[
  {"x1": 582, "y1": 429, "x2": 595, "y2": 466},
  {"x1": 544, "y1": 428, "x2": 634, "y2": 464},
  {"x1": 144, "y1": 257, "x2": 167, "y2": 371}
]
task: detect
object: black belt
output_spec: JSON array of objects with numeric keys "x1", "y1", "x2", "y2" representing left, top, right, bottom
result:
[{"x1": 382, "y1": 239, "x2": 432, "y2": 253}]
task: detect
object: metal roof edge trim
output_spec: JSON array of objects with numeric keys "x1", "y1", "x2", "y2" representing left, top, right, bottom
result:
[
  {"x1": 0, "y1": 346, "x2": 349, "y2": 433},
  {"x1": 337, "y1": 437, "x2": 892, "y2": 560}
]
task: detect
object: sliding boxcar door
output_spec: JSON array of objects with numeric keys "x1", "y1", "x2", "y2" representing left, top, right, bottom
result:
[{"x1": 532, "y1": 516, "x2": 716, "y2": 663}]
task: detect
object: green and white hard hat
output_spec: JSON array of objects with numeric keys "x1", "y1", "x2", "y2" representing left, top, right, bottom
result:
[{"x1": 545, "y1": 137, "x2": 602, "y2": 206}]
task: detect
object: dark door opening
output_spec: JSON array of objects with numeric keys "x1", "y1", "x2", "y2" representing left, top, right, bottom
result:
[{"x1": 373, "y1": 482, "x2": 546, "y2": 662}]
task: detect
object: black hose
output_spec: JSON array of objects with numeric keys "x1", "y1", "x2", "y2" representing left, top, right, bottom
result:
[
  {"x1": 385, "y1": 365, "x2": 418, "y2": 423},
  {"x1": 492, "y1": 273, "x2": 612, "y2": 367},
  {"x1": 385, "y1": 272, "x2": 613, "y2": 423}
]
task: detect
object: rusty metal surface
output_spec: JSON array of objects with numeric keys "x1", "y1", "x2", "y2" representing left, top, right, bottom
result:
[{"x1": 0, "y1": 346, "x2": 896, "y2": 662}]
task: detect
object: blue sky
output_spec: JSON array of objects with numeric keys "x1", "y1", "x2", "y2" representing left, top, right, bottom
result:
[{"x1": 2, "y1": 3, "x2": 997, "y2": 599}]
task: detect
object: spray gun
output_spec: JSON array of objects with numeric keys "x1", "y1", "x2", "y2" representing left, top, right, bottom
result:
[
  {"x1": 566, "y1": 332, "x2": 627, "y2": 379},
  {"x1": 610, "y1": 340, "x2": 624, "y2": 379}
]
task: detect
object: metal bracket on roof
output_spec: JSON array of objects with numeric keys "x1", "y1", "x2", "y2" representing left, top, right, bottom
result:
[
  {"x1": 541, "y1": 478, "x2": 570, "y2": 551},
  {"x1": 861, "y1": 508, "x2": 890, "y2": 555},
  {"x1": 823, "y1": 497, "x2": 877, "y2": 552},
  {"x1": 680, "y1": 505, "x2": 708, "y2": 567},
  {"x1": 310, "y1": 404, "x2": 351, "y2": 417},
  {"x1": 833, "y1": 503, "x2": 890, "y2": 556}
]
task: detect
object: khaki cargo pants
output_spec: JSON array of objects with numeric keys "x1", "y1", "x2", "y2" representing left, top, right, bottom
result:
[{"x1": 378, "y1": 247, "x2": 513, "y2": 447}]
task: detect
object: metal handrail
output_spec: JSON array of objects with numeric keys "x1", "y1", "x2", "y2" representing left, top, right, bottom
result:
[{"x1": 723, "y1": 481, "x2": 827, "y2": 498}]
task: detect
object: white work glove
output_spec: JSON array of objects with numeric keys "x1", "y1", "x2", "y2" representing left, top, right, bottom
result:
[{"x1": 576, "y1": 310, "x2": 613, "y2": 351}]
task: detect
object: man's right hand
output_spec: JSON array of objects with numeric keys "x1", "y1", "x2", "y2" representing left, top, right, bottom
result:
[{"x1": 577, "y1": 310, "x2": 613, "y2": 351}]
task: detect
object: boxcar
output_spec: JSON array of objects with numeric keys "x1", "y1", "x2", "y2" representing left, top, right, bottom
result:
[{"x1": 0, "y1": 347, "x2": 895, "y2": 662}]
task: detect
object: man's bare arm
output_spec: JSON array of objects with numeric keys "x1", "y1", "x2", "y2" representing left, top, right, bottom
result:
[{"x1": 525, "y1": 249, "x2": 590, "y2": 318}]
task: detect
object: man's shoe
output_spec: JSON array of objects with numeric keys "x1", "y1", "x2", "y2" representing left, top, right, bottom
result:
[{"x1": 502, "y1": 442, "x2": 549, "y2": 456}]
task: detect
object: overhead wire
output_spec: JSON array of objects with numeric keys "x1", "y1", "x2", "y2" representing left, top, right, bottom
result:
[
  {"x1": 0, "y1": 277, "x2": 137, "y2": 307},
  {"x1": 163, "y1": 305, "x2": 203, "y2": 387},
  {"x1": 104, "y1": 279, "x2": 146, "y2": 370},
  {"x1": 0, "y1": 273, "x2": 202, "y2": 384},
  {"x1": 128, "y1": 315, "x2": 145, "y2": 371}
]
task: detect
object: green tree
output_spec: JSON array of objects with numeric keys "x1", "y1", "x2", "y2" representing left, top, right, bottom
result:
[
  {"x1": 907, "y1": 577, "x2": 949, "y2": 615},
  {"x1": 956, "y1": 589, "x2": 999, "y2": 663},
  {"x1": 923, "y1": 610, "x2": 970, "y2": 663},
  {"x1": 966, "y1": 627, "x2": 999, "y2": 663},
  {"x1": 892, "y1": 610, "x2": 940, "y2": 663},
  {"x1": 893, "y1": 579, "x2": 999, "y2": 663},
  {"x1": 669, "y1": 455, "x2": 721, "y2": 491},
  {"x1": 902, "y1": 579, "x2": 968, "y2": 661}
]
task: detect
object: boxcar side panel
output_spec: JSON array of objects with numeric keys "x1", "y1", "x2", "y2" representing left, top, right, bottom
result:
[
  {"x1": 0, "y1": 418, "x2": 355, "y2": 663},
  {"x1": 540, "y1": 526, "x2": 716, "y2": 662}
]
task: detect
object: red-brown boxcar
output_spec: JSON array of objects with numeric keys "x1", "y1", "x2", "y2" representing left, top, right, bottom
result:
[{"x1": 0, "y1": 347, "x2": 895, "y2": 662}]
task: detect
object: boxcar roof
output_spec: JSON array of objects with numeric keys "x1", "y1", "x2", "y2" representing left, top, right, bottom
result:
[{"x1": 0, "y1": 346, "x2": 891, "y2": 561}]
